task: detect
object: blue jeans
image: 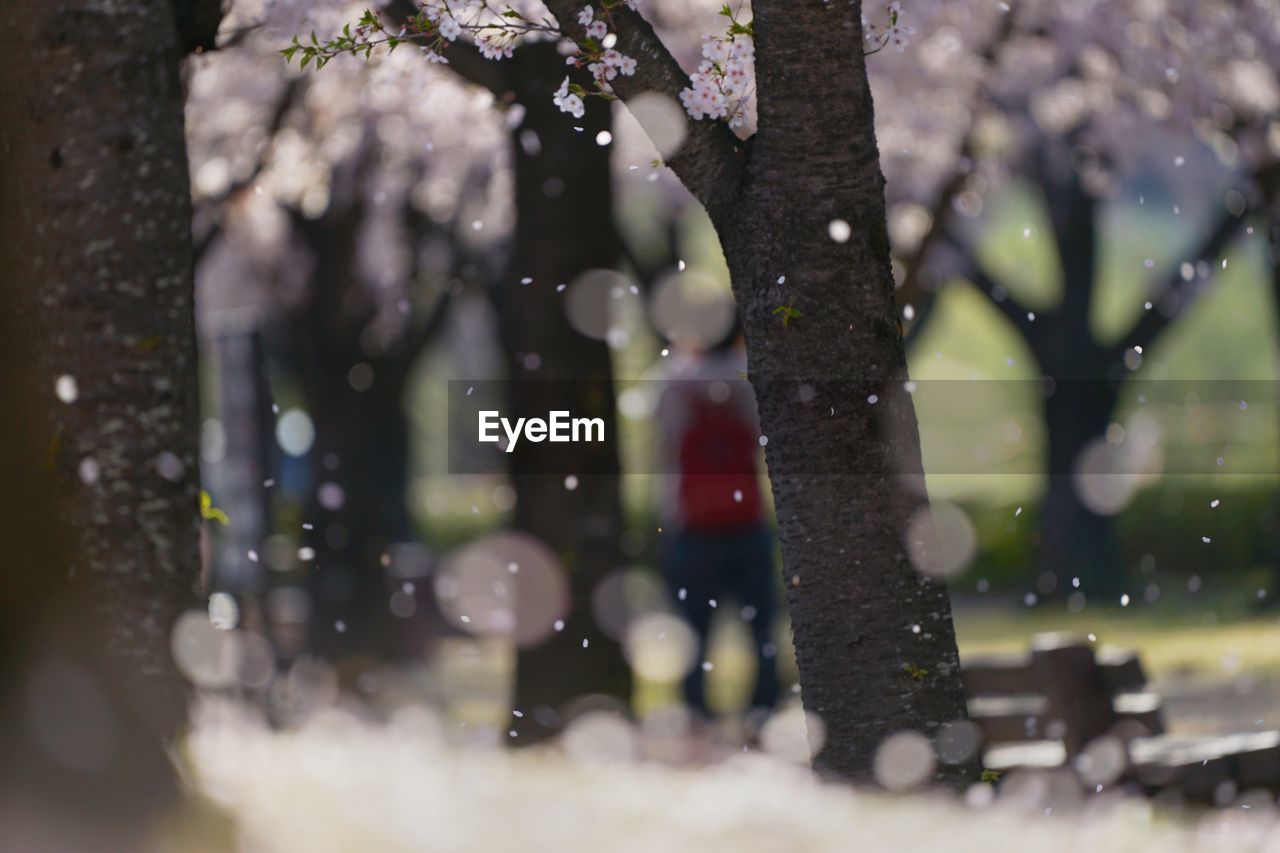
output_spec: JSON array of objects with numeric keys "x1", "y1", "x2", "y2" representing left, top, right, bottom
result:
[{"x1": 664, "y1": 524, "x2": 780, "y2": 716}]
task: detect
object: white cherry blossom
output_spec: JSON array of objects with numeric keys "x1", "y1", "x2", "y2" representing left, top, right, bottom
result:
[{"x1": 554, "y1": 76, "x2": 586, "y2": 119}]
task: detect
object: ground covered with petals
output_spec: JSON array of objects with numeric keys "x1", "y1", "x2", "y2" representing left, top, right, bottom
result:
[{"x1": 188, "y1": 701, "x2": 1280, "y2": 853}]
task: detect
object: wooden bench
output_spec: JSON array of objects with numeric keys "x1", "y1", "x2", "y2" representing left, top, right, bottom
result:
[{"x1": 962, "y1": 633, "x2": 1280, "y2": 801}]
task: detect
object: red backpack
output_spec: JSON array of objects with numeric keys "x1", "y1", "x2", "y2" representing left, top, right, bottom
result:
[{"x1": 677, "y1": 392, "x2": 762, "y2": 531}]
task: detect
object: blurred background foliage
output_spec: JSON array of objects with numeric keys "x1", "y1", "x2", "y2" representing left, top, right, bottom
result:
[{"x1": 184, "y1": 0, "x2": 1280, "y2": 735}]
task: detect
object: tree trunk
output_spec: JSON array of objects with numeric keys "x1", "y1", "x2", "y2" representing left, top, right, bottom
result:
[
  {"x1": 0, "y1": 303, "x2": 190, "y2": 846},
  {"x1": 299, "y1": 350, "x2": 418, "y2": 663},
  {"x1": 0, "y1": 0, "x2": 201, "y2": 837},
  {"x1": 273, "y1": 190, "x2": 426, "y2": 666},
  {"x1": 206, "y1": 329, "x2": 275, "y2": 597},
  {"x1": 1265, "y1": 204, "x2": 1280, "y2": 608},
  {"x1": 1036, "y1": 378, "x2": 1125, "y2": 601},
  {"x1": 1025, "y1": 143, "x2": 1126, "y2": 601},
  {"x1": 704, "y1": 1, "x2": 974, "y2": 785},
  {"x1": 501, "y1": 43, "x2": 632, "y2": 740}
]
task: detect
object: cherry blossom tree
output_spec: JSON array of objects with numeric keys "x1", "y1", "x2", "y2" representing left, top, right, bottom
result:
[
  {"x1": 0, "y1": 0, "x2": 220, "y2": 837},
  {"x1": 372, "y1": 0, "x2": 644, "y2": 738},
  {"x1": 193, "y1": 0, "x2": 639, "y2": 733},
  {"x1": 870, "y1": 0, "x2": 1280, "y2": 600},
  {"x1": 0, "y1": 0, "x2": 214, "y2": 707},
  {"x1": 290, "y1": 0, "x2": 974, "y2": 785},
  {"x1": 190, "y1": 29, "x2": 493, "y2": 667}
]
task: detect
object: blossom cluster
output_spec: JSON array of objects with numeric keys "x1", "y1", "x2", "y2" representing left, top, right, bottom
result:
[
  {"x1": 408, "y1": 1, "x2": 522, "y2": 63},
  {"x1": 282, "y1": 3, "x2": 539, "y2": 71},
  {"x1": 864, "y1": 1, "x2": 916, "y2": 54},
  {"x1": 286, "y1": 1, "x2": 913, "y2": 132},
  {"x1": 679, "y1": 32, "x2": 755, "y2": 128},
  {"x1": 553, "y1": 77, "x2": 587, "y2": 119},
  {"x1": 673, "y1": 2, "x2": 914, "y2": 128},
  {"x1": 554, "y1": 4, "x2": 640, "y2": 119}
]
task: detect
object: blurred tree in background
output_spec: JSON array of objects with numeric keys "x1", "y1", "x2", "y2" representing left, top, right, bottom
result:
[
  {"x1": 189, "y1": 0, "x2": 641, "y2": 735},
  {"x1": 874, "y1": 0, "x2": 1280, "y2": 600},
  {"x1": 156, "y1": 0, "x2": 1280, "y2": 789}
]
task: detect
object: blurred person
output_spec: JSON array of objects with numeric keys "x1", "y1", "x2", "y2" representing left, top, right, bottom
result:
[{"x1": 655, "y1": 324, "x2": 780, "y2": 726}]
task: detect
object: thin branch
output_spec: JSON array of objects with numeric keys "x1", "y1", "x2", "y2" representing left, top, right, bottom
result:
[
  {"x1": 213, "y1": 22, "x2": 265, "y2": 51},
  {"x1": 1030, "y1": 130, "x2": 1099, "y2": 332},
  {"x1": 194, "y1": 77, "x2": 301, "y2": 263},
  {"x1": 402, "y1": 288, "x2": 454, "y2": 359},
  {"x1": 1108, "y1": 199, "x2": 1249, "y2": 362},
  {"x1": 943, "y1": 232, "x2": 1038, "y2": 341},
  {"x1": 540, "y1": 0, "x2": 750, "y2": 224},
  {"x1": 897, "y1": 2, "x2": 1020, "y2": 320},
  {"x1": 383, "y1": 0, "x2": 513, "y2": 93},
  {"x1": 287, "y1": 1, "x2": 748, "y2": 221},
  {"x1": 397, "y1": 190, "x2": 458, "y2": 358}
]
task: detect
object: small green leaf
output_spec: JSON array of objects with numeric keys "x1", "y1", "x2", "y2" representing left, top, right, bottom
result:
[
  {"x1": 771, "y1": 304, "x2": 802, "y2": 328},
  {"x1": 200, "y1": 490, "x2": 230, "y2": 526},
  {"x1": 901, "y1": 662, "x2": 929, "y2": 681}
]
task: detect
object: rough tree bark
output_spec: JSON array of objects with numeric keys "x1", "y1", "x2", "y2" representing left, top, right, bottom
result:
[
  {"x1": 723, "y1": 1, "x2": 971, "y2": 785},
  {"x1": 0, "y1": 0, "x2": 204, "y2": 714},
  {"x1": 0, "y1": 0, "x2": 209, "y2": 837},
  {"x1": 540, "y1": 0, "x2": 974, "y2": 785}
]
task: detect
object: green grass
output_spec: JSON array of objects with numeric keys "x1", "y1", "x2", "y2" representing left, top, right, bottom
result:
[
  {"x1": 954, "y1": 597, "x2": 1280, "y2": 677},
  {"x1": 908, "y1": 182, "x2": 1278, "y2": 505}
]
